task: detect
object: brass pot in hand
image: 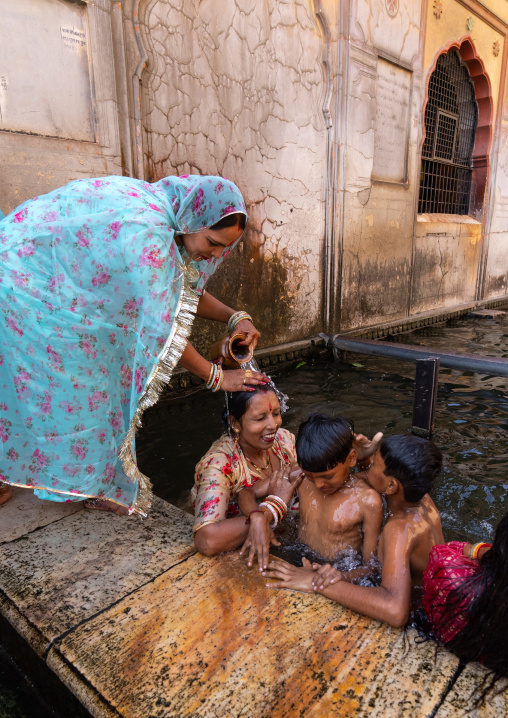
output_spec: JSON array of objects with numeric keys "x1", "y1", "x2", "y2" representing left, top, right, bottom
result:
[{"x1": 209, "y1": 332, "x2": 254, "y2": 369}]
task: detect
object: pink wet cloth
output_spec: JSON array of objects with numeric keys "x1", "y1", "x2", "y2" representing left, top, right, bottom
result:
[{"x1": 423, "y1": 541, "x2": 482, "y2": 643}]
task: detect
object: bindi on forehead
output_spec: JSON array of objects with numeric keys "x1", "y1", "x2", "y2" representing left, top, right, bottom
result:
[{"x1": 269, "y1": 403, "x2": 273, "y2": 411}]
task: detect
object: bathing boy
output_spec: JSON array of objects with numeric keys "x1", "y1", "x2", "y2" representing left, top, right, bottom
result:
[
  {"x1": 295, "y1": 414, "x2": 383, "y2": 564},
  {"x1": 265, "y1": 434, "x2": 443, "y2": 628}
]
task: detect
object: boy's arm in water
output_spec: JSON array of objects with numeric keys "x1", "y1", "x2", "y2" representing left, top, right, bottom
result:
[
  {"x1": 265, "y1": 519, "x2": 413, "y2": 627},
  {"x1": 316, "y1": 520, "x2": 412, "y2": 626},
  {"x1": 360, "y1": 487, "x2": 384, "y2": 563}
]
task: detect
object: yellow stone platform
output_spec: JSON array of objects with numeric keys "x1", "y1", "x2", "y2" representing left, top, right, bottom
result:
[{"x1": 0, "y1": 487, "x2": 506, "y2": 717}]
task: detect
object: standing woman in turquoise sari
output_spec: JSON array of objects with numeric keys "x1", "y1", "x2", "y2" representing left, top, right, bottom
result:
[{"x1": 0, "y1": 174, "x2": 265, "y2": 515}]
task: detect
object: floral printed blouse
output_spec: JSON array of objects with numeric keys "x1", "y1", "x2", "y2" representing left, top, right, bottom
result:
[{"x1": 191, "y1": 428, "x2": 296, "y2": 532}]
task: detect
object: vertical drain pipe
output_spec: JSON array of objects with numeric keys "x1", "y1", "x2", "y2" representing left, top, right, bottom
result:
[
  {"x1": 313, "y1": 1, "x2": 334, "y2": 333},
  {"x1": 132, "y1": 0, "x2": 148, "y2": 180}
]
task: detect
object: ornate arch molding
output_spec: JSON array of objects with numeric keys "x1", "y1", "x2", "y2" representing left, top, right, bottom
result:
[{"x1": 422, "y1": 37, "x2": 493, "y2": 217}]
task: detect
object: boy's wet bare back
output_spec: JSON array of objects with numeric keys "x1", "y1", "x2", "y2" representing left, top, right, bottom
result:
[
  {"x1": 378, "y1": 493, "x2": 443, "y2": 585},
  {"x1": 298, "y1": 472, "x2": 383, "y2": 562}
]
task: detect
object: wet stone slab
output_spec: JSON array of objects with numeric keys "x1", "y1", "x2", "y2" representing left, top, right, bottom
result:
[
  {"x1": 0, "y1": 497, "x2": 195, "y2": 651},
  {"x1": 52, "y1": 552, "x2": 460, "y2": 717},
  {"x1": 0, "y1": 486, "x2": 83, "y2": 544},
  {"x1": 436, "y1": 664, "x2": 508, "y2": 718}
]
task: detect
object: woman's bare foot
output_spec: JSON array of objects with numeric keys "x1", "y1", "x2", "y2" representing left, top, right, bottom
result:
[
  {"x1": 0, "y1": 484, "x2": 12, "y2": 506},
  {"x1": 83, "y1": 498, "x2": 130, "y2": 515}
]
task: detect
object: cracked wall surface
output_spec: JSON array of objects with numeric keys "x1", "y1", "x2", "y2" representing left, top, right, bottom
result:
[
  {"x1": 339, "y1": 0, "x2": 423, "y2": 330},
  {"x1": 140, "y1": 0, "x2": 330, "y2": 349}
]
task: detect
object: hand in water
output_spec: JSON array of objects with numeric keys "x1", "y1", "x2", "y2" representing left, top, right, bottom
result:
[
  {"x1": 232, "y1": 319, "x2": 260, "y2": 351},
  {"x1": 240, "y1": 511, "x2": 280, "y2": 571},
  {"x1": 267, "y1": 466, "x2": 303, "y2": 506},
  {"x1": 263, "y1": 557, "x2": 315, "y2": 593},
  {"x1": 353, "y1": 432, "x2": 383, "y2": 462},
  {"x1": 221, "y1": 368, "x2": 268, "y2": 392},
  {"x1": 311, "y1": 562, "x2": 343, "y2": 591}
]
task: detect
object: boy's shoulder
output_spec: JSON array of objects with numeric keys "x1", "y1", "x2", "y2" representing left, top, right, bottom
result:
[{"x1": 350, "y1": 473, "x2": 383, "y2": 507}]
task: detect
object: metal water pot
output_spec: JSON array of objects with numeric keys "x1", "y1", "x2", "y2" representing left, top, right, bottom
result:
[{"x1": 209, "y1": 332, "x2": 254, "y2": 369}]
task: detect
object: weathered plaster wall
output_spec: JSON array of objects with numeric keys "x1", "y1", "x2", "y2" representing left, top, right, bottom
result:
[
  {"x1": 138, "y1": 0, "x2": 333, "y2": 350},
  {"x1": 339, "y1": 0, "x2": 423, "y2": 330},
  {"x1": 0, "y1": 0, "x2": 123, "y2": 214}
]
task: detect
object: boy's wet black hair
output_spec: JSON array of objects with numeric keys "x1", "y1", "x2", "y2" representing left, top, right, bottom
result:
[
  {"x1": 296, "y1": 413, "x2": 354, "y2": 472},
  {"x1": 222, "y1": 384, "x2": 274, "y2": 429},
  {"x1": 210, "y1": 212, "x2": 247, "y2": 231},
  {"x1": 380, "y1": 434, "x2": 442, "y2": 502}
]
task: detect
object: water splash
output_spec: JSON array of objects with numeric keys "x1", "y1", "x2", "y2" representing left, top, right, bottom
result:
[{"x1": 240, "y1": 358, "x2": 290, "y2": 413}]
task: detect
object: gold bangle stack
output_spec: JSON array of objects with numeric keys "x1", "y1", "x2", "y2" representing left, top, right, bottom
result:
[
  {"x1": 228, "y1": 310, "x2": 253, "y2": 333},
  {"x1": 205, "y1": 362, "x2": 224, "y2": 392}
]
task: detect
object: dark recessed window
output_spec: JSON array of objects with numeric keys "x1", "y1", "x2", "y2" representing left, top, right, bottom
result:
[{"x1": 418, "y1": 50, "x2": 478, "y2": 215}]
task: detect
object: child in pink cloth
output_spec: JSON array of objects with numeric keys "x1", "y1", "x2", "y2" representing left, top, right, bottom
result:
[{"x1": 422, "y1": 511, "x2": 508, "y2": 675}]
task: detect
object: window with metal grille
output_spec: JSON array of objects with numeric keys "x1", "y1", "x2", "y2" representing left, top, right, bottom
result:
[{"x1": 418, "y1": 50, "x2": 478, "y2": 215}]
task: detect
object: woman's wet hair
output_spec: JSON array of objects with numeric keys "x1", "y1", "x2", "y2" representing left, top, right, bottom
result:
[
  {"x1": 222, "y1": 384, "x2": 276, "y2": 430},
  {"x1": 210, "y1": 212, "x2": 247, "y2": 231},
  {"x1": 380, "y1": 435, "x2": 442, "y2": 502},
  {"x1": 296, "y1": 413, "x2": 354, "y2": 472},
  {"x1": 436, "y1": 511, "x2": 508, "y2": 677}
]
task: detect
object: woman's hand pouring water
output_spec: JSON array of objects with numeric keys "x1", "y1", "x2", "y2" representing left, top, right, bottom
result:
[{"x1": 232, "y1": 319, "x2": 260, "y2": 351}]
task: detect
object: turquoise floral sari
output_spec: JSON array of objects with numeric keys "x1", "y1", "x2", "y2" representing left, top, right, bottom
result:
[{"x1": 0, "y1": 175, "x2": 247, "y2": 515}]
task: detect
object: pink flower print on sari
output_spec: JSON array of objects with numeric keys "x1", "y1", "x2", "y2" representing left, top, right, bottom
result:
[
  {"x1": 91, "y1": 268, "x2": 112, "y2": 287},
  {"x1": 63, "y1": 464, "x2": 79, "y2": 477},
  {"x1": 13, "y1": 208, "x2": 28, "y2": 223},
  {"x1": 221, "y1": 202, "x2": 236, "y2": 217},
  {"x1": 44, "y1": 430, "x2": 62, "y2": 445},
  {"x1": 47, "y1": 344, "x2": 64, "y2": 372},
  {"x1": 58, "y1": 399, "x2": 83, "y2": 415},
  {"x1": 13, "y1": 370, "x2": 32, "y2": 402},
  {"x1": 6, "y1": 448, "x2": 19, "y2": 462},
  {"x1": 148, "y1": 203, "x2": 163, "y2": 213},
  {"x1": 48, "y1": 273, "x2": 65, "y2": 291},
  {"x1": 108, "y1": 408, "x2": 123, "y2": 435},
  {"x1": 37, "y1": 391, "x2": 53, "y2": 417},
  {"x1": 140, "y1": 245, "x2": 165, "y2": 269},
  {"x1": 122, "y1": 297, "x2": 143, "y2": 321},
  {"x1": 0, "y1": 419, "x2": 12, "y2": 444},
  {"x1": 75, "y1": 225, "x2": 92, "y2": 248},
  {"x1": 71, "y1": 439, "x2": 88, "y2": 461},
  {"x1": 88, "y1": 390, "x2": 108, "y2": 412},
  {"x1": 214, "y1": 181, "x2": 224, "y2": 194},
  {"x1": 29, "y1": 448, "x2": 49, "y2": 473},
  {"x1": 6, "y1": 316, "x2": 24, "y2": 337},
  {"x1": 96, "y1": 428, "x2": 107, "y2": 444},
  {"x1": 79, "y1": 334, "x2": 98, "y2": 360},
  {"x1": 104, "y1": 221, "x2": 121, "y2": 242},
  {"x1": 17, "y1": 244, "x2": 35, "y2": 259},
  {"x1": 134, "y1": 366, "x2": 147, "y2": 394},
  {"x1": 102, "y1": 462, "x2": 116, "y2": 485},
  {"x1": 192, "y1": 188, "x2": 206, "y2": 217},
  {"x1": 120, "y1": 363, "x2": 133, "y2": 390},
  {"x1": 108, "y1": 332, "x2": 117, "y2": 345}
]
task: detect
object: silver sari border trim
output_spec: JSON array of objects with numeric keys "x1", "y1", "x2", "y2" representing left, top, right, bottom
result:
[{"x1": 119, "y1": 275, "x2": 200, "y2": 516}]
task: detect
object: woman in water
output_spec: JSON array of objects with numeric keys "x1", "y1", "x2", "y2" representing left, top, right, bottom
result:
[
  {"x1": 192, "y1": 385, "x2": 302, "y2": 568},
  {"x1": 0, "y1": 174, "x2": 266, "y2": 515}
]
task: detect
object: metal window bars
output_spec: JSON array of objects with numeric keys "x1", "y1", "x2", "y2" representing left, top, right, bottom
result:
[{"x1": 418, "y1": 50, "x2": 478, "y2": 215}]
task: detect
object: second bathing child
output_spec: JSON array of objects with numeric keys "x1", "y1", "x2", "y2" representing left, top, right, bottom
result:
[{"x1": 240, "y1": 413, "x2": 383, "y2": 567}]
